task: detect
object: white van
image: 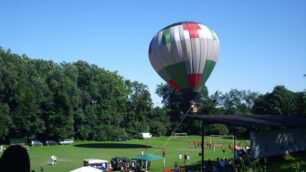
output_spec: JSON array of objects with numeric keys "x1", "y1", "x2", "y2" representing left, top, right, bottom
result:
[
  {"x1": 59, "y1": 139, "x2": 74, "y2": 145},
  {"x1": 139, "y1": 132, "x2": 152, "y2": 139},
  {"x1": 84, "y1": 159, "x2": 108, "y2": 171}
]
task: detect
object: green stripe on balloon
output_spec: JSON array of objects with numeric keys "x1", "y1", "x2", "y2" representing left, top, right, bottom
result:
[
  {"x1": 201, "y1": 60, "x2": 216, "y2": 84},
  {"x1": 162, "y1": 62, "x2": 189, "y2": 89},
  {"x1": 162, "y1": 28, "x2": 171, "y2": 45},
  {"x1": 210, "y1": 29, "x2": 218, "y2": 42}
]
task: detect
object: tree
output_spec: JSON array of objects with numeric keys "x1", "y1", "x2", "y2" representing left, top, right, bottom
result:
[
  {"x1": 253, "y1": 86, "x2": 297, "y2": 116},
  {"x1": 294, "y1": 91, "x2": 306, "y2": 117},
  {"x1": 73, "y1": 61, "x2": 128, "y2": 140},
  {"x1": 0, "y1": 103, "x2": 11, "y2": 141},
  {"x1": 148, "y1": 107, "x2": 171, "y2": 136},
  {"x1": 156, "y1": 84, "x2": 213, "y2": 134},
  {"x1": 220, "y1": 89, "x2": 258, "y2": 115},
  {"x1": 125, "y1": 80, "x2": 152, "y2": 137}
]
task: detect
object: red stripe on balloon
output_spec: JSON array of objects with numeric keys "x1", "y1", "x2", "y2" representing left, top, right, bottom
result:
[
  {"x1": 183, "y1": 23, "x2": 201, "y2": 38},
  {"x1": 168, "y1": 80, "x2": 181, "y2": 91},
  {"x1": 187, "y1": 74, "x2": 203, "y2": 88}
]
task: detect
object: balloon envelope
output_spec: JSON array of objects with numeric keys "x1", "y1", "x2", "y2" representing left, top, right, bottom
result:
[{"x1": 148, "y1": 21, "x2": 220, "y2": 92}]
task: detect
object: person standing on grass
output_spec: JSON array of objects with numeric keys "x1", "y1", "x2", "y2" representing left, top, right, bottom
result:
[
  {"x1": 187, "y1": 154, "x2": 190, "y2": 162},
  {"x1": 178, "y1": 153, "x2": 182, "y2": 161},
  {"x1": 50, "y1": 155, "x2": 56, "y2": 166},
  {"x1": 108, "y1": 164, "x2": 113, "y2": 172},
  {"x1": 162, "y1": 147, "x2": 166, "y2": 157},
  {"x1": 184, "y1": 153, "x2": 187, "y2": 163},
  {"x1": 54, "y1": 156, "x2": 57, "y2": 165}
]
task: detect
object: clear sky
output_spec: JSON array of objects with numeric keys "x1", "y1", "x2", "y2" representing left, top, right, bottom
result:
[{"x1": 1, "y1": 0, "x2": 306, "y2": 106}]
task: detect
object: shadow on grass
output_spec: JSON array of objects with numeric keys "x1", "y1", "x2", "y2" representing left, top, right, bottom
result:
[{"x1": 74, "y1": 143, "x2": 152, "y2": 149}]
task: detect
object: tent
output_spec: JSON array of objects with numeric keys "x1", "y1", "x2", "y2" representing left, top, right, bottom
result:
[
  {"x1": 70, "y1": 166, "x2": 102, "y2": 172},
  {"x1": 132, "y1": 153, "x2": 163, "y2": 171},
  {"x1": 132, "y1": 153, "x2": 163, "y2": 161}
]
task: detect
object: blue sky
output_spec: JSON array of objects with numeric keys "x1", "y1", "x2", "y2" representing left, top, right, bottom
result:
[{"x1": 1, "y1": 0, "x2": 306, "y2": 106}]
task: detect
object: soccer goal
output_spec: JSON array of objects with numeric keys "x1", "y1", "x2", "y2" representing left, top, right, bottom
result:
[
  {"x1": 207, "y1": 135, "x2": 235, "y2": 150},
  {"x1": 174, "y1": 133, "x2": 188, "y2": 139}
]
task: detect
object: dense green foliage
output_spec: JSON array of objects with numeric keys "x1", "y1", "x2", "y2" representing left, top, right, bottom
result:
[
  {"x1": 0, "y1": 47, "x2": 305, "y2": 142},
  {"x1": 156, "y1": 83, "x2": 306, "y2": 137},
  {"x1": 0, "y1": 48, "x2": 170, "y2": 142}
]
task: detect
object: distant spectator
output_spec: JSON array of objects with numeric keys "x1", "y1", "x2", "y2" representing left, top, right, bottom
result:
[
  {"x1": 174, "y1": 164, "x2": 180, "y2": 172},
  {"x1": 216, "y1": 158, "x2": 221, "y2": 169},
  {"x1": 54, "y1": 156, "x2": 57, "y2": 165},
  {"x1": 219, "y1": 158, "x2": 225, "y2": 168},
  {"x1": 207, "y1": 159, "x2": 212, "y2": 170},
  {"x1": 184, "y1": 153, "x2": 187, "y2": 163},
  {"x1": 162, "y1": 147, "x2": 166, "y2": 157},
  {"x1": 186, "y1": 154, "x2": 190, "y2": 162},
  {"x1": 108, "y1": 164, "x2": 113, "y2": 172},
  {"x1": 0, "y1": 145, "x2": 30, "y2": 172},
  {"x1": 212, "y1": 164, "x2": 218, "y2": 172},
  {"x1": 224, "y1": 158, "x2": 229, "y2": 167},
  {"x1": 50, "y1": 155, "x2": 57, "y2": 166}
]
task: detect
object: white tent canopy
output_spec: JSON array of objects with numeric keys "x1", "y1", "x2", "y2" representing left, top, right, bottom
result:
[{"x1": 70, "y1": 166, "x2": 101, "y2": 172}]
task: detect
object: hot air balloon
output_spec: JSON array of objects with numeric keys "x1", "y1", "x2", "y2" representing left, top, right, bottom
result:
[{"x1": 148, "y1": 21, "x2": 220, "y2": 93}]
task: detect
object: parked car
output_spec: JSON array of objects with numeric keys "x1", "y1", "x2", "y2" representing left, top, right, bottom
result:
[
  {"x1": 59, "y1": 139, "x2": 74, "y2": 145},
  {"x1": 117, "y1": 136, "x2": 129, "y2": 141},
  {"x1": 84, "y1": 159, "x2": 109, "y2": 171},
  {"x1": 45, "y1": 140, "x2": 57, "y2": 145},
  {"x1": 31, "y1": 140, "x2": 43, "y2": 147},
  {"x1": 110, "y1": 157, "x2": 130, "y2": 170},
  {"x1": 139, "y1": 132, "x2": 152, "y2": 139}
]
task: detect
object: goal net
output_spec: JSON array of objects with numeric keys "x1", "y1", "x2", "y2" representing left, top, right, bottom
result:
[
  {"x1": 207, "y1": 135, "x2": 235, "y2": 150},
  {"x1": 174, "y1": 133, "x2": 188, "y2": 139}
]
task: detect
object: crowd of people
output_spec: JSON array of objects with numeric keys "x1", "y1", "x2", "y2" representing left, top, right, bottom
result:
[{"x1": 204, "y1": 158, "x2": 234, "y2": 172}]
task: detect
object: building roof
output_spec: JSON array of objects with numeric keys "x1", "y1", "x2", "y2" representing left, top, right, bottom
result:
[{"x1": 187, "y1": 114, "x2": 306, "y2": 130}]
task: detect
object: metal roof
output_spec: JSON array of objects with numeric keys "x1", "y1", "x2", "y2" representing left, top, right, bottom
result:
[{"x1": 187, "y1": 114, "x2": 306, "y2": 129}]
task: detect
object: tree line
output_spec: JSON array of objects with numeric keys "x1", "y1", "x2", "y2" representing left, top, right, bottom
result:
[
  {"x1": 0, "y1": 48, "x2": 170, "y2": 142},
  {"x1": 157, "y1": 80, "x2": 306, "y2": 137},
  {"x1": 0, "y1": 47, "x2": 305, "y2": 142}
]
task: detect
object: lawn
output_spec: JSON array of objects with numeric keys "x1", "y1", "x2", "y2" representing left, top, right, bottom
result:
[
  {"x1": 27, "y1": 136, "x2": 237, "y2": 172},
  {"x1": 3, "y1": 136, "x2": 305, "y2": 171}
]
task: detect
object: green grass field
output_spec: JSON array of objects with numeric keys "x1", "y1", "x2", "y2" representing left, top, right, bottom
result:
[
  {"x1": 26, "y1": 136, "x2": 236, "y2": 172},
  {"x1": 2, "y1": 136, "x2": 305, "y2": 171}
]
